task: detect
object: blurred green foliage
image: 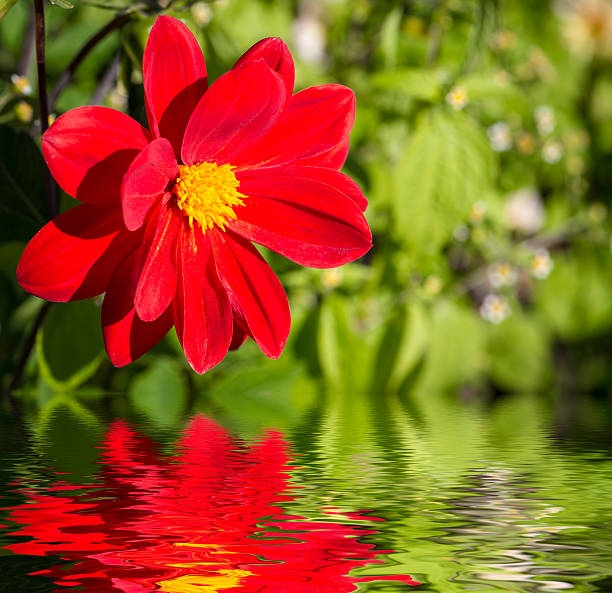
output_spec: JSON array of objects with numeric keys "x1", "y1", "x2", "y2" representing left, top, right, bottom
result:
[{"x1": 1, "y1": 0, "x2": 612, "y2": 419}]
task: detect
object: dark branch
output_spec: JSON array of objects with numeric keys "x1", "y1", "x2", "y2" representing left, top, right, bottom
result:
[
  {"x1": 34, "y1": 0, "x2": 57, "y2": 220},
  {"x1": 49, "y1": 12, "x2": 132, "y2": 109}
]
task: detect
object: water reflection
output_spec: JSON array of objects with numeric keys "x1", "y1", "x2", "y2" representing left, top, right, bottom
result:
[{"x1": 2, "y1": 415, "x2": 418, "y2": 591}]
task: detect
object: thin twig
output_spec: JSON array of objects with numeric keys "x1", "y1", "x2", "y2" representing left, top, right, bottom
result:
[
  {"x1": 425, "y1": 1, "x2": 448, "y2": 67},
  {"x1": 34, "y1": 0, "x2": 57, "y2": 219},
  {"x1": 89, "y1": 51, "x2": 121, "y2": 105},
  {"x1": 49, "y1": 12, "x2": 132, "y2": 109}
]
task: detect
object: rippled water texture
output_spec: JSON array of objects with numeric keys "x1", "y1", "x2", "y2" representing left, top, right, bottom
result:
[{"x1": 1, "y1": 392, "x2": 612, "y2": 592}]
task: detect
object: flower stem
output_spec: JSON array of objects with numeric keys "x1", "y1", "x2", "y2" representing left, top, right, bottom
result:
[{"x1": 34, "y1": 0, "x2": 57, "y2": 219}]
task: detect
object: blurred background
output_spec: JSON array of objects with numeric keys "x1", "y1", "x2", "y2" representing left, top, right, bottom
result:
[
  {"x1": 0, "y1": 0, "x2": 612, "y2": 428},
  {"x1": 2, "y1": 2, "x2": 612, "y2": 591}
]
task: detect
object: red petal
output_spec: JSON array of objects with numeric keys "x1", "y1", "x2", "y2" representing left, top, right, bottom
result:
[
  {"x1": 102, "y1": 249, "x2": 173, "y2": 367},
  {"x1": 230, "y1": 171, "x2": 371, "y2": 268},
  {"x1": 134, "y1": 201, "x2": 181, "y2": 323},
  {"x1": 42, "y1": 106, "x2": 150, "y2": 204},
  {"x1": 210, "y1": 230, "x2": 290, "y2": 359},
  {"x1": 174, "y1": 227, "x2": 232, "y2": 374},
  {"x1": 233, "y1": 37, "x2": 294, "y2": 106},
  {"x1": 121, "y1": 138, "x2": 178, "y2": 231},
  {"x1": 229, "y1": 316, "x2": 249, "y2": 351},
  {"x1": 299, "y1": 133, "x2": 350, "y2": 169},
  {"x1": 144, "y1": 15, "x2": 207, "y2": 155},
  {"x1": 181, "y1": 60, "x2": 284, "y2": 166},
  {"x1": 233, "y1": 84, "x2": 355, "y2": 169},
  {"x1": 239, "y1": 163, "x2": 367, "y2": 211},
  {"x1": 17, "y1": 205, "x2": 138, "y2": 302}
]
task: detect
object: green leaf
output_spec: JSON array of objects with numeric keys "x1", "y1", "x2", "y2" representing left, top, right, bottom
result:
[
  {"x1": 35, "y1": 395, "x2": 102, "y2": 481},
  {"x1": 534, "y1": 246, "x2": 612, "y2": 341},
  {"x1": 486, "y1": 313, "x2": 551, "y2": 392},
  {"x1": 317, "y1": 296, "x2": 369, "y2": 391},
  {"x1": 369, "y1": 300, "x2": 429, "y2": 393},
  {"x1": 393, "y1": 109, "x2": 495, "y2": 254},
  {"x1": 49, "y1": 0, "x2": 74, "y2": 8},
  {"x1": 202, "y1": 362, "x2": 316, "y2": 435},
  {"x1": 0, "y1": 0, "x2": 18, "y2": 21},
  {"x1": 0, "y1": 126, "x2": 47, "y2": 243},
  {"x1": 38, "y1": 300, "x2": 104, "y2": 389},
  {"x1": 378, "y1": 6, "x2": 402, "y2": 69},
  {"x1": 413, "y1": 300, "x2": 485, "y2": 394},
  {"x1": 128, "y1": 357, "x2": 188, "y2": 426},
  {"x1": 370, "y1": 68, "x2": 443, "y2": 102},
  {"x1": 386, "y1": 301, "x2": 430, "y2": 392}
]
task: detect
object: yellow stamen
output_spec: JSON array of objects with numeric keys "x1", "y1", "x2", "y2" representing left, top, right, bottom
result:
[{"x1": 174, "y1": 162, "x2": 245, "y2": 232}]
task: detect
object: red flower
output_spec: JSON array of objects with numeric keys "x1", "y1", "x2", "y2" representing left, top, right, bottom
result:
[
  {"x1": 2, "y1": 416, "x2": 419, "y2": 591},
  {"x1": 17, "y1": 16, "x2": 371, "y2": 373}
]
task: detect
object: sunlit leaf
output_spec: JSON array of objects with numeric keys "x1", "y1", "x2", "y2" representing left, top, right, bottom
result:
[
  {"x1": 393, "y1": 109, "x2": 495, "y2": 254},
  {"x1": 49, "y1": 0, "x2": 74, "y2": 8},
  {"x1": 0, "y1": 0, "x2": 18, "y2": 21},
  {"x1": 370, "y1": 68, "x2": 443, "y2": 102},
  {"x1": 412, "y1": 300, "x2": 485, "y2": 394},
  {"x1": 201, "y1": 362, "x2": 316, "y2": 435},
  {"x1": 38, "y1": 300, "x2": 104, "y2": 390},
  {"x1": 317, "y1": 296, "x2": 369, "y2": 391},
  {"x1": 534, "y1": 246, "x2": 612, "y2": 341},
  {"x1": 35, "y1": 395, "x2": 102, "y2": 481},
  {"x1": 386, "y1": 301, "x2": 430, "y2": 392},
  {"x1": 128, "y1": 357, "x2": 187, "y2": 426},
  {"x1": 486, "y1": 313, "x2": 551, "y2": 392}
]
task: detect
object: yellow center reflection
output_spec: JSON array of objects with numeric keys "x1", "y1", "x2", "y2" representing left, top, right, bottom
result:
[{"x1": 156, "y1": 542, "x2": 253, "y2": 593}]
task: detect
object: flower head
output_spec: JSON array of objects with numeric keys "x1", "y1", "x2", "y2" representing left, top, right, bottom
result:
[
  {"x1": 531, "y1": 248, "x2": 554, "y2": 279},
  {"x1": 480, "y1": 294, "x2": 511, "y2": 324},
  {"x1": 488, "y1": 262, "x2": 517, "y2": 288},
  {"x1": 10, "y1": 73, "x2": 31, "y2": 95},
  {"x1": 446, "y1": 85, "x2": 468, "y2": 110},
  {"x1": 504, "y1": 187, "x2": 545, "y2": 234},
  {"x1": 487, "y1": 122, "x2": 512, "y2": 152},
  {"x1": 534, "y1": 105, "x2": 556, "y2": 136},
  {"x1": 542, "y1": 139, "x2": 564, "y2": 163},
  {"x1": 16, "y1": 16, "x2": 372, "y2": 373},
  {"x1": 556, "y1": 0, "x2": 612, "y2": 60}
]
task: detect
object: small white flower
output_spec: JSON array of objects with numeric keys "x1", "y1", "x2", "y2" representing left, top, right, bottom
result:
[
  {"x1": 453, "y1": 224, "x2": 470, "y2": 242},
  {"x1": 321, "y1": 268, "x2": 343, "y2": 289},
  {"x1": 531, "y1": 248, "x2": 554, "y2": 279},
  {"x1": 488, "y1": 262, "x2": 517, "y2": 288},
  {"x1": 542, "y1": 139, "x2": 564, "y2": 163},
  {"x1": 534, "y1": 105, "x2": 556, "y2": 135},
  {"x1": 191, "y1": 2, "x2": 213, "y2": 26},
  {"x1": 424, "y1": 275, "x2": 443, "y2": 296},
  {"x1": 487, "y1": 121, "x2": 512, "y2": 152},
  {"x1": 469, "y1": 201, "x2": 487, "y2": 224},
  {"x1": 556, "y1": 0, "x2": 612, "y2": 60},
  {"x1": 504, "y1": 187, "x2": 545, "y2": 234},
  {"x1": 293, "y1": 13, "x2": 326, "y2": 64},
  {"x1": 14, "y1": 100, "x2": 33, "y2": 123},
  {"x1": 445, "y1": 85, "x2": 468, "y2": 110},
  {"x1": 10, "y1": 74, "x2": 31, "y2": 95},
  {"x1": 480, "y1": 294, "x2": 511, "y2": 324}
]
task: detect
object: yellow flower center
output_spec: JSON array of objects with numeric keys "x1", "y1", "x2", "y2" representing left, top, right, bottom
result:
[{"x1": 174, "y1": 162, "x2": 245, "y2": 232}]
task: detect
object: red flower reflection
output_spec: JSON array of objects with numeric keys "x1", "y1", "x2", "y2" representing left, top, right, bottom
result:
[
  {"x1": 2, "y1": 416, "x2": 418, "y2": 592},
  {"x1": 16, "y1": 16, "x2": 372, "y2": 373}
]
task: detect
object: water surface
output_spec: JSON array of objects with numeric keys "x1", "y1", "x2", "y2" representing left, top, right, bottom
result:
[{"x1": 1, "y1": 391, "x2": 612, "y2": 592}]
